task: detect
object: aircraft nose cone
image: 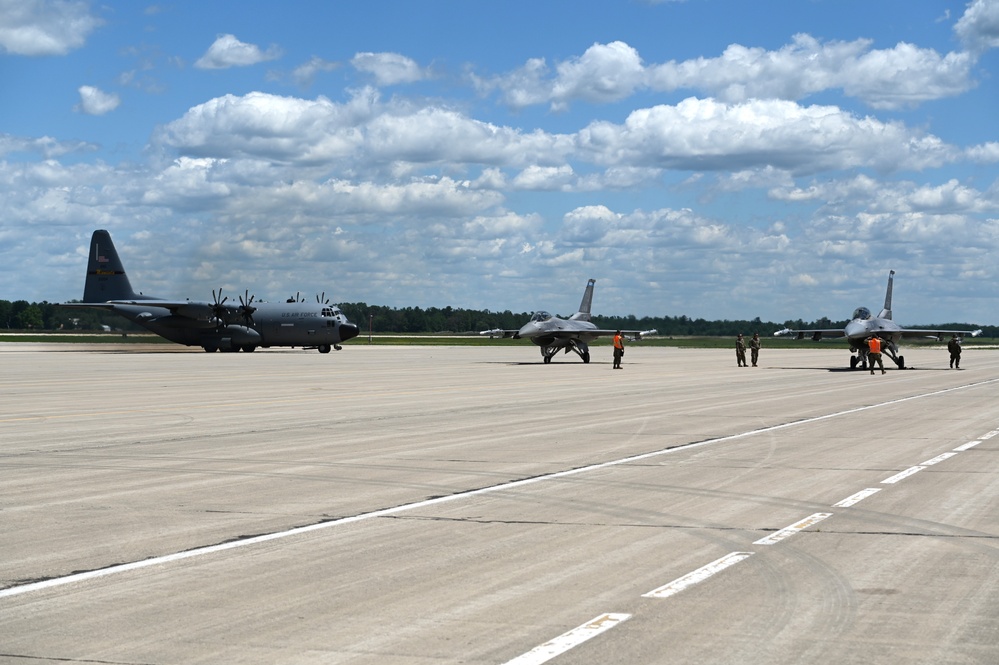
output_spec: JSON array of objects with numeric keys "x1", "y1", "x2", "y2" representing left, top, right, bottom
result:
[
  {"x1": 844, "y1": 320, "x2": 868, "y2": 339},
  {"x1": 340, "y1": 322, "x2": 360, "y2": 342},
  {"x1": 517, "y1": 322, "x2": 536, "y2": 338}
]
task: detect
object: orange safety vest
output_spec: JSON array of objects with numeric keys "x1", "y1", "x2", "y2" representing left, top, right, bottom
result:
[
  {"x1": 868, "y1": 337, "x2": 882, "y2": 354},
  {"x1": 613, "y1": 334, "x2": 624, "y2": 350}
]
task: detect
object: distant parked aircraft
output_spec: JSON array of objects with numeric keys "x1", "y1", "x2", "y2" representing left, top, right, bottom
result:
[
  {"x1": 60, "y1": 230, "x2": 359, "y2": 353},
  {"x1": 481, "y1": 279, "x2": 655, "y2": 363},
  {"x1": 774, "y1": 270, "x2": 981, "y2": 369}
]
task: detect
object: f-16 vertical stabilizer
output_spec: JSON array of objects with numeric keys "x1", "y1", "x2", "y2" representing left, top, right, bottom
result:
[
  {"x1": 571, "y1": 278, "x2": 596, "y2": 322},
  {"x1": 878, "y1": 269, "x2": 895, "y2": 320}
]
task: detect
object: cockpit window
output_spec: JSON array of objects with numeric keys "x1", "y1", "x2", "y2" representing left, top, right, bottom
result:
[
  {"x1": 531, "y1": 311, "x2": 552, "y2": 322},
  {"x1": 852, "y1": 307, "x2": 872, "y2": 320},
  {"x1": 322, "y1": 307, "x2": 346, "y2": 322}
]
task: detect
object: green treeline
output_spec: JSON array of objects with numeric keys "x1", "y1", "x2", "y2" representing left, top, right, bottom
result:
[
  {"x1": 336, "y1": 303, "x2": 848, "y2": 337},
  {"x1": 3, "y1": 299, "x2": 995, "y2": 338}
]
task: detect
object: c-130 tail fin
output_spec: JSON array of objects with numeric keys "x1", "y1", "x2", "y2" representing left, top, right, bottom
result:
[{"x1": 82, "y1": 230, "x2": 150, "y2": 303}]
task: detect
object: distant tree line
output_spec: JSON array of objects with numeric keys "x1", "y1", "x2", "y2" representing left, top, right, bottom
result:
[{"x1": 4, "y1": 299, "x2": 996, "y2": 338}]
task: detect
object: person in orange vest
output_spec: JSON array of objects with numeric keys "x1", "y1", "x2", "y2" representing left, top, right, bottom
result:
[
  {"x1": 867, "y1": 336, "x2": 885, "y2": 374},
  {"x1": 612, "y1": 330, "x2": 624, "y2": 369}
]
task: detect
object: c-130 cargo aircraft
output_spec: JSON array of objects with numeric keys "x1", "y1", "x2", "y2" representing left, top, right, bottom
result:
[{"x1": 60, "y1": 230, "x2": 359, "y2": 353}]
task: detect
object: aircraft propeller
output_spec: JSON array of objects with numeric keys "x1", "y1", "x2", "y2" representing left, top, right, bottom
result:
[
  {"x1": 238, "y1": 289, "x2": 256, "y2": 325},
  {"x1": 317, "y1": 291, "x2": 329, "y2": 305},
  {"x1": 211, "y1": 288, "x2": 229, "y2": 328}
]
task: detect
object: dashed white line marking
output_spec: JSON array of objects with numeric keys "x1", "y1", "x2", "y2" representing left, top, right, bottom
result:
[
  {"x1": 754, "y1": 512, "x2": 832, "y2": 545},
  {"x1": 979, "y1": 430, "x2": 998, "y2": 440},
  {"x1": 642, "y1": 552, "x2": 753, "y2": 599},
  {"x1": 502, "y1": 613, "x2": 630, "y2": 665},
  {"x1": 881, "y1": 466, "x2": 925, "y2": 484},
  {"x1": 921, "y1": 452, "x2": 958, "y2": 466},
  {"x1": 833, "y1": 488, "x2": 881, "y2": 507},
  {"x1": 954, "y1": 441, "x2": 981, "y2": 452},
  {"x1": 5, "y1": 378, "x2": 997, "y2": 600}
]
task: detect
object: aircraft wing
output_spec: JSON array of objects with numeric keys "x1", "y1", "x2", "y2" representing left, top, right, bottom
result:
[
  {"x1": 564, "y1": 328, "x2": 656, "y2": 341},
  {"x1": 59, "y1": 299, "x2": 173, "y2": 311},
  {"x1": 59, "y1": 302, "x2": 123, "y2": 310},
  {"x1": 896, "y1": 327, "x2": 982, "y2": 340},
  {"x1": 773, "y1": 327, "x2": 847, "y2": 340},
  {"x1": 106, "y1": 299, "x2": 225, "y2": 320},
  {"x1": 62, "y1": 298, "x2": 231, "y2": 324}
]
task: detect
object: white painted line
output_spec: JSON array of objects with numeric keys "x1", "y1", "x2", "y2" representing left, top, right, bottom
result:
[
  {"x1": 5, "y1": 378, "x2": 997, "y2": 600},
  {"x1": 954, "y1": 440, "x2": 981, "y2": 452},
  {"x1": 881, "y1": 466, "x2": 925, "y2": 484},
  {"x1": 642, "y1": 552, "x2": 753, "y2": 599},
  {"x1": 502, "y1": 613, "x2": 630, "y2": 665},
  {"x1": 921, "y1": 452, "x2": 958, "y2": 466},
  {"x1": 833, "y1": 488, "x2": 881, "y2": 507},
  {"x1": 979, "y1": 430, "x2": 998, "y2": 440},
  {"x1": 754, "y1": 512, "x2": 832, "y2": 545}
]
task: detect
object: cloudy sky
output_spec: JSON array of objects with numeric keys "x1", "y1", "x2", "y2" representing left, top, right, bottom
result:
[{"x1": 2, "y1": 0, "x2": 998, "y2": 324}]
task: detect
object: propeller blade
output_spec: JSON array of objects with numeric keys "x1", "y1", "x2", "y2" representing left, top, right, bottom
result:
[
  {"x1": 211, "y1": 288, "x2": 229, "y2": 329},
  {"x1": 238, "y1": 289, "x2": 257, "y2": 325}
]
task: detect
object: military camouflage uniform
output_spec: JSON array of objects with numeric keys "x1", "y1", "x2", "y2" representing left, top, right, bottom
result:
[
  {"x1": 750, "y1": 333, "x2": 761, "y2": 367},
  {"x1": 736, "y1": 334, "x2": 747, "y2": 367},
  {"x1": 948, "y1": 335, "x2": 962, "y2": 369}
]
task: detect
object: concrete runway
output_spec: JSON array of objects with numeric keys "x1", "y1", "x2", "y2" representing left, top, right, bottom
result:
[{"x1": 1, "y1": 342, "x2": 997, "y2": 664}]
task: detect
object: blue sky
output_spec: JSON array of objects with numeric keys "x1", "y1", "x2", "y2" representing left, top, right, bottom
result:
[{"x1": 2, "y1": 0, "x2": 998, "y2": 325}]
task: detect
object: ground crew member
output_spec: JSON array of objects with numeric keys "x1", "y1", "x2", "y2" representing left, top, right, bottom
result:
[
  {"x1": 750, "y1": 332, "x2": 761, "y2": 367},
  {"x1": 612, "y1": 330, "x2": 624, "y2": 369},
  {"x1": 867, "y1": 336, "x2": 885, "y2": 374},
  {"x1": 736, "y1": 333, "x2": 747, "y2": 367},
  {"x1": 948, "y1": 334, "x2": 962, "y2": 369}
]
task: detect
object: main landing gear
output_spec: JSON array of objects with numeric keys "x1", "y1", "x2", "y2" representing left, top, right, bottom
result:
[
  {"x1": 316, "y1": 344, "x2": 343, "y2": 353},
  {"x1": 850, "y1": 345, "x2": 905, "y2": 370},
  {"x1": 540, "y1": 341, "x2": 591, "y2": 364},
  {"x1": 202, "y1": 343, "x2": 257, "y2": 353}
]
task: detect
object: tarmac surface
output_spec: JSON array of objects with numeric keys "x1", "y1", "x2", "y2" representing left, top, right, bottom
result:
[{"x1": 1, "y1": 342, "x2": 997, "y2": 664}]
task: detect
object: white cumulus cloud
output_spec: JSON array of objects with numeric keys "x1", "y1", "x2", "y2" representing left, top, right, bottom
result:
[
  {"x1": 484, "y1": 35, "x2": 976, "y2": 111},
  {"x1": 76, "y1": 85, "x2": 120, "y2": 115},
  {"x1": 955, "y1": 0, "x2": 999, "y2": 54},
  {"x1": 0, "y1": 0, "x2": 102, "y2": 55},
  {"x1": 576, "y1": 97, "x2": 956, "y2": 175},
  {"x1": 291, "y1": 56, "x2": 339, "y2": 87},
  {"x1": 351, "y1": 52, "x2": 427, "y2": 85},
  {"x1": 194, "y1": 33, "x2": 282, "y2": 69}
]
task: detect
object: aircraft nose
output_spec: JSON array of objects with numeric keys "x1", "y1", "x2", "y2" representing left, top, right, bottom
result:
[
  {"x1": 339, "y1": 322, "x2": 360, "y2": 342},
  {"x1": 844, "y1": 320, "x2": 867, "y2": 339},
  {"x1": 517, "y1": 322, "x2": 536, "y2": 338}
]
